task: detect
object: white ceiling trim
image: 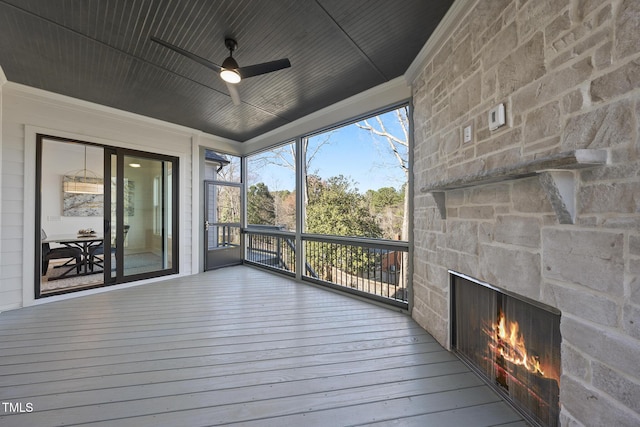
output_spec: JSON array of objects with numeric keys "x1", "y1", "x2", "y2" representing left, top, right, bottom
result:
[{"x1": 404, "y1": 0, "x2": 475, "y2": 85}]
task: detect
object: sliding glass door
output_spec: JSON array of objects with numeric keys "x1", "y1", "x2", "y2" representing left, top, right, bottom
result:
[
  {"x1": 36, "y1": 135, "x2": 178, "y2": 297},
  {"x1": 122, "y1": 153, "x2": 174, "y2": 277},
  {"x1": 104, "y1": 148, "x2": 178, "y2": 284}
]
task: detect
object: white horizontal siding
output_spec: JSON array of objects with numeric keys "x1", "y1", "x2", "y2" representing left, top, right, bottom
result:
[
  {"x1": 1, "y1": 90, "x2": 25, "y2": 308},
  {"x1": 0, "y1": 289, "x2": 21, "y2": 312},
  {"x1": 1, "y1": 158, "x2": 22, "y2": 176},
  {"x1": 2, "y1": 199, "x2": 21, "y2": 213},
  {"x1": 1, "y1": 220, "x2": 23, "y2": 239}
]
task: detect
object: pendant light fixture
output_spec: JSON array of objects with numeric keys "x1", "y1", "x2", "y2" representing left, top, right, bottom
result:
[{"x1": 62, "y1": 145, "x2": 104, "y2": 194}]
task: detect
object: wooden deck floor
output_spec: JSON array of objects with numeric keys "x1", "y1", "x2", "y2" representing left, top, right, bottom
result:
[{"x1": 0, "y1": 266, "x2": 526, "y2": 426}]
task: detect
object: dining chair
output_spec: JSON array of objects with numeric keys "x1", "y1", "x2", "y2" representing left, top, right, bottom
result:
[
  {"x1": 89, "y1": 225, "x2": 130, "y2": 271},
  {"x1": 41, "y1": 229, "x2": 82, "y2": 276}
]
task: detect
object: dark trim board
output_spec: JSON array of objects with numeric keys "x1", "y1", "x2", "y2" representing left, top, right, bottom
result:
[{"x1": 0, "y1": 266, "x2": 525, "y2": 426}]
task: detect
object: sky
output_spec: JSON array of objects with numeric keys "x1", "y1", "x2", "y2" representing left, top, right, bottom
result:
[{"x1": 247, "y1": 107, "x2": 409, "y2": 193}]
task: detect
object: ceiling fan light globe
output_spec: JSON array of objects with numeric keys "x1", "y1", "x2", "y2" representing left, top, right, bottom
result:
[
  {"x1": 220, "y1": 56, "x2": 241, "y2": 83},
  {"x1": 220, "y1": 69, "x2": 241, "y2": 84}
]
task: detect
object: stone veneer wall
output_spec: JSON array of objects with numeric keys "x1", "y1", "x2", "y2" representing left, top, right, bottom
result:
[{"x1": 410, "y1": 0, "x2": 640, "y2": 426}]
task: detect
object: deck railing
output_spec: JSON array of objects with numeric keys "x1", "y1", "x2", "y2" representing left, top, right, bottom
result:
[
  {"x1": 244, "y1": 227, "x2": 409, "y2": 308},
  {"x1": 302, "y1": 234, "x2": 408, "y2": 307},
  {"x1": 245, "y1": 226, "x2": 296, "y2": 276}
]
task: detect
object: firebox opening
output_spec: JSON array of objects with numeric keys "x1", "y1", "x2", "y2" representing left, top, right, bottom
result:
[{"x1": 450, "y1": 271, "x2": 561, "y2": 427}]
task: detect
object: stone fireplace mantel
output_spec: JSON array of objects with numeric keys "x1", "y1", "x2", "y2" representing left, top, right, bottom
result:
[{"x1": 420, "y1": 149, "x2": 608, "y2": 224}]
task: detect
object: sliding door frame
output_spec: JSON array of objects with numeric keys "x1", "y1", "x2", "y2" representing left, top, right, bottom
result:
[
  {"x1": 112, "y1": 146, "x2": 180, "y2": 283},
  {"x1": 34, "y1": 134, "x2": 179, "y2": 298}
]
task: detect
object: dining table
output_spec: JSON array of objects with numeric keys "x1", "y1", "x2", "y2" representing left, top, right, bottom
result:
[{"x1": 42, "y1": 234, "x2": 104, "y2": 280}]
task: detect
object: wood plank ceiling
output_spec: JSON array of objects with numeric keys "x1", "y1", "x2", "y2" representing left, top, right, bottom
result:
[{"x1": 0, "y1": 0, "x2": 453, "y2": 141}]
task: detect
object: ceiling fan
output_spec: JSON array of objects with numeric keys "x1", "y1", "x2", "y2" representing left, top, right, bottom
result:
[{"x1": 151, "y1": 36, "x2": 291, "y2": 105}]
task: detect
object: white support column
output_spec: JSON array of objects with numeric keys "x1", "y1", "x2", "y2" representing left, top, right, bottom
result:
[
  {"x1": 241, "y1": 153, "x2": 248, "y2": 261},
  {"x1": 295, "y1": 136, "x2": 304, "y2": 280},
  {"x1": 22, "y1": 126, "x2": 37, "y2": 306},
  {"x1": 0, "y1": 66, "x2": 5, "y2": 296},
  {"x1": 406, "y1": 100, "x2": 415, "y2": 315},
  {"x1": 190, "y1": 134, "x2": 202, "y2": 273}
]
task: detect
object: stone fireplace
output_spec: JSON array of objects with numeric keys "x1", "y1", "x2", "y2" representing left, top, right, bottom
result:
[
  {"x1": 451, "y1": 271, "x2": 561, "y2": 427},
  {"x1": 409, "y1": 0, "x2": 640, "y2": 425}
]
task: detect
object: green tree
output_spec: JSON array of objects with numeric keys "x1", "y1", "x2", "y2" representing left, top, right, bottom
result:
[
  {"x1": 305, "y1": 176, "x2": 382, "y2": 280},
  {"x1": 364, "y1": 186, "x2": 405, "y2": 239},
  {"x1": 367, "y1": 187, "x2": 403, "y2": 212},
  {"x1": 272, "y1": 189, "x2": 296, "y2": 230},
  {"x1": 306, "y1": 175, "x2": 381, "y2": 238},
  {"x1": 247, "y1": 183, "x2": 275, "y2": 225}
]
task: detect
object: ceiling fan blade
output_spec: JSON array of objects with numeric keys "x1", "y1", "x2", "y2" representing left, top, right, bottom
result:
[
  {"x1": 238, "y1": 58, "x2": 291, "y2": 79},
  {"x1": 151, "y1": 36, "x2": 222, "y2": 73},
  {"x1": 226, "y1": 82, "x2": 241, "y2": 106}
]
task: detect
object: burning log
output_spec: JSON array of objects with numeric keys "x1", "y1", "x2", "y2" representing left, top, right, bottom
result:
[
  {"x1": 484, "y1": 310, "x2": 549, "y2": 377},
  {"x1": 495, "y1": 354, "x2": 509, "y2": 390},
  {"x1": 485, "y1": 310, "x2": 560, "y2": 427},
  {"x1": 510, "y1": 364, "x2": 560, "y2": 427}
]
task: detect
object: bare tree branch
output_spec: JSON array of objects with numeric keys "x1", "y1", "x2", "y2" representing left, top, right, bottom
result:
[
  {"x1": 270, "y1": 145, "x2": 296, "y2": 170},
  {"x1": 356, "y1": 107, "x2": 410, "y2": 246},
  {"x1": 250, "y1": 131, "x2": 334, "y2": 173},
  {"x1": 357, "y1": 115, "x2": 408, "y2": 174},
  {"x1": 397, "y1": 106, "x2": 409, "y2": 143},
  {"x1": 358, "y1": 119, "x2": 408, "y2": 147},
  {"x1": 306, "y1": 131, "x2": 334, "y2": 165}
]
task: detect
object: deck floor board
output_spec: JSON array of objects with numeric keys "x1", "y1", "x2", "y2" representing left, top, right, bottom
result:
[{"x1": 0, "y1": 266, "x2": 524, "y2": 426}]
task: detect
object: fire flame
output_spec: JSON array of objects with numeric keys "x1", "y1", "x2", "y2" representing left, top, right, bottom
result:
[{"x1": 487, "y1": 311, "x2": 545, "y2": 377}]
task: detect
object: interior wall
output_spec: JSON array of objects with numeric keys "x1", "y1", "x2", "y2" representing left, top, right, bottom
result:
[
  {"x1": 410, "y1": 0, "x2": 640, "y2": 425},
  {"x1": 0, "y1": 83, "x2": 239, "y2": 311},
  {"x1": 40, "y1": 141, "x2": 104, "y2": 237}
]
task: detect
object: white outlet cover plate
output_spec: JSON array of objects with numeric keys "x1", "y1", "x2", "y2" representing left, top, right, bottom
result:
[
  {"x1": 488, "y1": 103, "x2": 506, "y2": 131},
  {"x1": 463, "y1": 125, "x2": 472, "y2": 143}
]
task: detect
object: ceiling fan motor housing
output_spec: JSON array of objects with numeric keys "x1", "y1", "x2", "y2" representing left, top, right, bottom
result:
[
  {"x1": 222, "y1": 56, "x2": 239, "y2": 70},
  {"x1": 224, "y1": 38, "x2": 238, "y2": 53}
]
